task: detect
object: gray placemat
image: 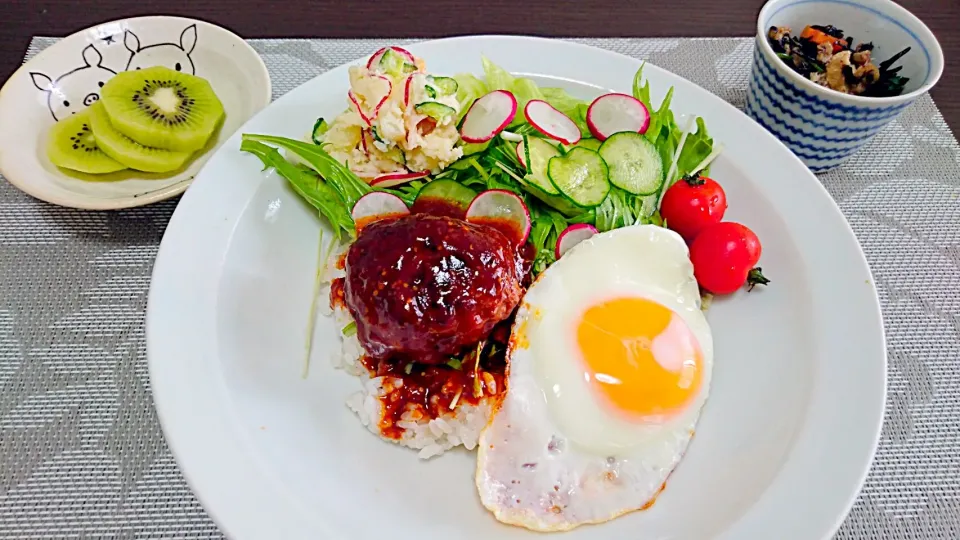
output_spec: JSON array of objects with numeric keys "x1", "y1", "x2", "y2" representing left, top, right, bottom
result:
[{"x1": 1, "y1": 36, "x2": 958, "y2": 539}]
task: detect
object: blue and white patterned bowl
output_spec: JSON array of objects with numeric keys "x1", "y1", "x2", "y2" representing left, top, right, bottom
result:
[{"x1": 746, "y1": 0, "x2": 943, "y2": 173}]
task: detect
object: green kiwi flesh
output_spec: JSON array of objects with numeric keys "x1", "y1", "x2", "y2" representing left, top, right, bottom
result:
[
  {"x1": 88, "y1": 102, "x2": 191, "y2": 173},
  {"x1": 100, "y1": 66, "x2": 225, "y2": 152},
  {"x1": 47, "y1": 110, "x2": 127, "y2": 174}
]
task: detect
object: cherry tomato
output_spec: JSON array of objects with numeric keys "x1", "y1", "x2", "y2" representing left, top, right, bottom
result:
[
  {"x1": 660, "y1": 173, "x2": 727, "y2": 242},
  {"x1": 689, "y1": 222, "x2": 770, "y2": 295}
]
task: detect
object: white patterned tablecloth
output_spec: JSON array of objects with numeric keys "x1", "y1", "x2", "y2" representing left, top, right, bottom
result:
[{"x1": 1, "y1": 37, "x2": 958, "y2": 538}]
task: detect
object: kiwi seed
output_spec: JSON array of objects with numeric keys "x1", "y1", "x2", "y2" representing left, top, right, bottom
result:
[
  {"x1": 100, "y1": 66, "x2": 224, "y2": 152},
  {"x1": 47, "y1": 109, "x2": 126, "y2": 174},
  {"x1": 87, "y1": 101, "x2": 191, "y2": 173}
]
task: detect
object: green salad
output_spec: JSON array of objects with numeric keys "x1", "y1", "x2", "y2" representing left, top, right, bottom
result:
[{"x1": 241, "y1": 56, "x2": 721, "y2": 276}]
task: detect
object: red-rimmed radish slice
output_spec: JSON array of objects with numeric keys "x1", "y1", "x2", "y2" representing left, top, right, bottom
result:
[
  {"x1": 348, "y1": 92, "x2": 368, "y2": 124},
  {"x1": 370, "y1": 170, "x2": 430, "y2": 188},
  {"x1": 465, "y1": 189, "x2": 531, "y2": 245},
  {"x1": 404, "y1": 74, "x2": 416, "y2": 107},
  {"x1": 555, "y1": 223, "x2": 598, "y2": 258},
  {"x1": 524, "y1": 100, "x2": 581, "y2": 145},
  {"x1": 587, "y1": 93, "x2": 650, "y2": 140},
  {"x1": 367, "y1": 46, "x2": 417, "y2": 70},
  {"x1": 460, "y1": 90, "x2": 517, "y2": 143},
  {"x1": 348, "y1": 75, "x2": 392, "y2": 126},
  {"x1": 389, "y1": 46, "x2": 416, "y2": 64},
  {"x1": 516, "y1": 139, "x2": 527, "y2": 169},
  {"x1": 359, "y1": 130, "x2": 371, "y2": 155},
  {"x1": 352, "y1": 192, "x2": 410, "y2": 227},
  {"x1": 366, "y1": 47, "x2": 387, "y2": 69}
]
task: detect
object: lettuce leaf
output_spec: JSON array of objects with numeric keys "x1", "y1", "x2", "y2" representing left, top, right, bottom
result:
[
  {"x1": 648, "y1": 87, "x2": 678, "y2": 180},
  {"x1": 542, "y1": 87, "x2": 590, "y2": 136},
  {"x1": 541, "y1": 87, "x2": 581, "y2": 114},
  {"x1": 452, "y1": 73, "x2": 488, "y2": 122},
  {"x1": 479, "y1": 57, "x2": 594, "y2": 133},
  {"x1": 631, "y1": 64, "x2": 715, "y2": 194},
  {"x1": 480, "y1": 56, "x2": 519, "y2": 92},
  {"x1": 460, "y1": 58, "x2": 593, "y2": 135},
  {"x1": 480, "y1": 56, "x2": 542, "y2": 127},
  {"x1": 675, "y1": 117, "x2": 714, "y2": 178},
  {"x1": 633, "y1": 65, "x2": 653, "y2": 109}
]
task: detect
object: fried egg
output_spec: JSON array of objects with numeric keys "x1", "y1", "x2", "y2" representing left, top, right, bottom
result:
[{"x1": 476, "y1": 224, "x2": 714, "y2": 532}]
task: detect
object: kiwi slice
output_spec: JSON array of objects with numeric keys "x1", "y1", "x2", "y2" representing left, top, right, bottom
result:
[
  {"x1": 46, "y1": 109, "x2": 127, "y2": 174},
  {"x1": 88, "y1": 102, "x2": 191, "y2": 173},
  {"x1": 100, "y1": 66, "x2": 225, "y2": 152}
]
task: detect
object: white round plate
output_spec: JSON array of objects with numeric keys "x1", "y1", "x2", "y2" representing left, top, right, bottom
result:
[
  {"x1": 0, "y1": 15, "x2": 270, "y2": 210},
  {"x1": 147, "y1": 36, "x2": 886, "y2": 539}
]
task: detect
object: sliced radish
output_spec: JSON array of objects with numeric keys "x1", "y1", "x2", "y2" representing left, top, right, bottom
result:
[
  {"x1": 524, "y1": 100, "x2": 581, "y2": 145},
  {"x1": 404, "y1": 74, "x2": 416, "y2": 107},
  {"x1": 359, "y1": 130, "x2": 371, "y2": 155},
  {"x1": 465, "y1": 189, "x2": 531, "y2": 245},
  {"x1": 460, "y1": 90, "x2": 517, "y2": 143},
  {"x1": 586, "y1": 93, "x2": 650, "y2": 140},
  {"x1": 348, "y1": 75, "x2": 392, "y2": 126},
  {"x1": 365, "y1": 47, "x2": 387, "y2": 69},
  {"x1": 515, "y1": 139, "x2": 527, "y2": 169},
  {"x1": 555, "y1": 223, "x2": 598, "y2": 259},
  {"x1": 389, "y1": 46, "x2": 416, "y2": 64},
  {"x1": 352, "y1": 192, "x2": 410, "y2": 227},
  {"x1": 370, "y1": 170, "x2": 430, "y2": 188},
  {"x1": 348, "y1": 92, "x2": 367, "y2": 124},
  {"x1": 366, "y1": 46, "x2": 416, "y2": 70}
]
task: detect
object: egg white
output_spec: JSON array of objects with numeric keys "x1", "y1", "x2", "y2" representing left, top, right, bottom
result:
[{"x1": 475, "y1": 225, "x2": 714, "y2": 532}]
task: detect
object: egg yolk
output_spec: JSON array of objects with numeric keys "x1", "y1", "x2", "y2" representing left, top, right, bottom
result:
[{"x1": 576, "y1": 297, "x2": 701, "y2": 419}]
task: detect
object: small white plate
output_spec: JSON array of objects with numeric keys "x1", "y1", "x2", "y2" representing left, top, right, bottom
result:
[
  {"x1": 147, "y1": 36, "x2": 886, "y2": 539},
  {"x1": 0, "y1": 15, "x2": 270, "y2": 209}
]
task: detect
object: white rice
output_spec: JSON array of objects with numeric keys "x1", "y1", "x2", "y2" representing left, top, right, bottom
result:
[{"x1": 320, "y1": 243, "x2": 496, "y2": 459}]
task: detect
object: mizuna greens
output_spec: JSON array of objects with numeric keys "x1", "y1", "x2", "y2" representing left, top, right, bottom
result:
[{"x1": 241, "y1": 57, "x2": 719, "y2": 276}]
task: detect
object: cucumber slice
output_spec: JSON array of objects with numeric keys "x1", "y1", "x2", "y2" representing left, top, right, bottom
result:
[
  {"x1": 425, "y1": 85, "x2": 438, "y2": 99},
  {"x1": 415, "y1": 179, "x2": 476, "y2": 210},
  {"x1": 519, "y1": 178, "x2": 584, "y2": 217},
  {"x1": 415, "y1": 102, "x2": 456, "y2": 121},
  {"x1": 547, "y1": 147, "x2": 610, "y2": 208},
  {"x1": 573, "y1": 138, "x2": 602, "y2": 152},
  {"x1": 598, "y1": 131, "x2": 663, "y2": 196},
  {"x1": 427, "y1": 76, "x2": 459, "y2": 95},
  {"x1": 369, "y1": 126, "x2": 402, "y2": 163},
  {"x1": 384, "y1": 146, "x2": 405, "y2": 165},
  {"x1": 378, "y1": 49, "x2": 406, "y2": 76},
  {"x1": 523, "y1": 135, "x2": 562, "y2": 195},
  {"x1": 311, "y1": 117, "x2": 329, "y2": 145}
]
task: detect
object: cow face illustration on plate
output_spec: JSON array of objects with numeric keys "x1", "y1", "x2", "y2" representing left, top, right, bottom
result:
[
  {"x1": 30, "y1": 44, "x2": 116, "y2": 121},
  {"x1": 124, "y1": 25, "x2": 197, "y2": 74}
]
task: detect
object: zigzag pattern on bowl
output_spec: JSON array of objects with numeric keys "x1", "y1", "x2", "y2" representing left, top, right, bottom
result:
[
  {"x1": 752, "y1": 45, "x2": 913, "y2": 120},
  {"x1": 748, "y1": 84, "x2": 874, "y2": 153},
  {"x1": 746, "y1": 42, "x2": 915, "y2": 172},
  {"x1": 751, "y1": 51, "x2": 904, "y2": 136},
  {"x1": 746, "y1": 94, "x2": 865, "y2": 172}
]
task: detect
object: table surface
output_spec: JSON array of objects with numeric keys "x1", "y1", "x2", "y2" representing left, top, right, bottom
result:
[
  {"x1": 3, "y1": 3, "x2": 960, "y2": 535},
  {"x1": 2, "y1": 0, "x2": 959, "y2": 133}
]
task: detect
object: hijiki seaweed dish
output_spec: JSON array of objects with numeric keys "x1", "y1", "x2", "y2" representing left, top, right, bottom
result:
[{"x1": 768, "y1": 24, "x2": 911, "y2": 97}]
